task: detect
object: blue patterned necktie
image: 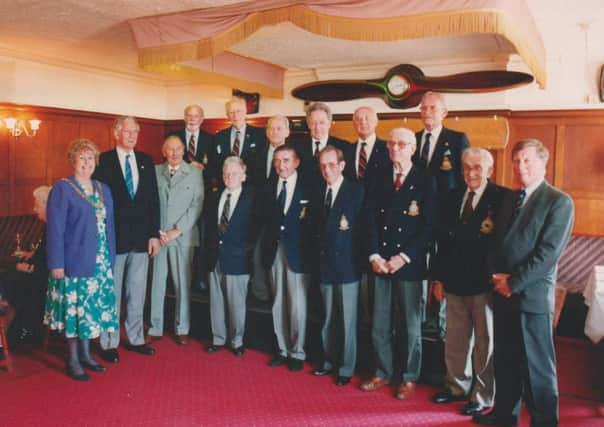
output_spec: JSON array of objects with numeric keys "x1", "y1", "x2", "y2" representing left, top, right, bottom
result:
[
  {"x1": 278, "y1": 180, "x2": 287, "y2": 213},
  {"x1": 513, "y1": 189, "x2": 526, "y2": 218},
  {"x1": 125, "y1": 154, "x2": 135, "y2": 199}
]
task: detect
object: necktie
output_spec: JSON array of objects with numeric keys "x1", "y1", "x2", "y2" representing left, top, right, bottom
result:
[
  {"x1": 420, "y1": 133, "x2": 431, "y2": 166},
  {"x1": 358, "y1": 142, "x2": 368, "y2": 179},
  {"x1": 233, "y1": 131, "x2": 241, "y2": 156},
  {"x1": 278, "y1": 180, "x2": 287, "y2": 213},
  {"x1": 188, "y1": 134, "x2": 196, "y2": 160},
  {"x1": 314, "y1": 141, "x2": 321, "y2": 159},
  {"x1": 511, "y1": 189, "x2": 526, "y2": 221},
  {"x1": 219, "y1": 193, "x2": 231, "y2": 235},
  {"x1": 394, "y1": 172, "x2": 403, "y2": 191},
  {"x1": 324, "y1": 187, "x2": 333, "y2": 212},
  {"x1": 169, "y1": 168, "x2": 176, "y2": 178},
  {"x1": 461, "y1": 191, "x2": 475, "y2": 222},
  {"x1": 125, "y1": 154, "x2": 135, "y2": 199}
]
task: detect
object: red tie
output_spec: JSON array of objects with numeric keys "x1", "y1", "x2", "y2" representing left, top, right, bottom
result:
[
  {"x1": 394, "y1": 172, "x2": 403, "y2": 191},
  {"x1": 233, "y1": 131, "x2": 241, "y2": 156},
  {"x1": 188, "y1": 134, "x2": 196, "y2": 159},
  {"x1": 358, "y1": 142, "x2": 368, "y2": 179}
]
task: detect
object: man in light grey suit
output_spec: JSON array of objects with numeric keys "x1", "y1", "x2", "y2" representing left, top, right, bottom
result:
[
  {"x1": 147, "y1": 136, "x2": 204, "y2": 346},
  {"x1": 474, "y1": 139, "x2": 574, "y2": 427}
]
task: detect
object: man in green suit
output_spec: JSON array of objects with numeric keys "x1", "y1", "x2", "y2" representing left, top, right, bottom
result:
[{"x1": 474, "y1": 139, "x2": 574, "y2": 427}]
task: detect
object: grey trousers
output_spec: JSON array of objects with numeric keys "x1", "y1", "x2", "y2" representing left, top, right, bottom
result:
[
  {"x1": 148, "y1": 244, "x2": 194, "y2": 336},
  {"x1": 270, "y1": 244, "x2": 309, "y2": 361},
  {"x1": 320, "y1": 281, "x2": 359, "y2": 377},
  {"x1": 208, "y1": 264, "x2": 248, "y2": 348},
  {"x1": 445, "y1": 292, "x2": 494, "y2": 406},
  {"x1": 372, "y1": 276, "x2": 423, "y2": 383},
  {"x1": 100, "y1": 251, "x2": 149, "y2": 349}
]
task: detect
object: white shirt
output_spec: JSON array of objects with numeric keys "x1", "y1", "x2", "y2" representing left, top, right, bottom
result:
[
  {"x1": 116, "y1": 147, "x2": 139, "y2": 192},
  {"x1": 420, "y1": 126, "x2": 443, "y2": 164},
  {"x1": 218, "y1": 186, "x2": 242, "y2": 223},
  {"x1": 230, "y1": 124, "x2": 247, "y2": 153},
  {"x1": 311, "y1": 137, "x2": 328, "y2": 156},
  {"x1": 276, "y1": 171, "x2": 298, "y2": 214},
  {"x1": 355, "y1": 133, "x2": 377, "y2": 177},
  {"x1": 459, "y1": 180, "x2": 488, "y2": 217},
  {"x1": 325, "y1": 174, "x2": 344, "y2": 207}
]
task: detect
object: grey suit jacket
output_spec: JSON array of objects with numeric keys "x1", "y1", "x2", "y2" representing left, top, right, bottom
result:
[
  {"x1": 155, "y1": 162, "x2": 204, "y2": 248},
  {"x1": 492, "y1": 181, "x2": 574, "y2": 313}
]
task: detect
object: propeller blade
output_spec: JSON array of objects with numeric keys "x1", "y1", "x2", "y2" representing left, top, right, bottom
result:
[
  {"x1": 291, "y1": 81, "x2": 383, "y2": 102},
  {"x1": 412, "y1": 71, "x2": 534, "y2": 93}
]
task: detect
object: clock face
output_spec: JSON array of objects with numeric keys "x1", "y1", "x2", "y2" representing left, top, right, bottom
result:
[{"x1": 387, "y1": 74, "x2": 409, "y2": 97}]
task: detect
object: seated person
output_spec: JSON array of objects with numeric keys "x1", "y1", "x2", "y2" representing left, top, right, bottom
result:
[{"x1": 0, "y1": 185, "x2": 50, "y2": 346}]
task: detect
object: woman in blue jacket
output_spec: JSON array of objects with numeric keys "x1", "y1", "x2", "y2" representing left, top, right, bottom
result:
[{"x1": 45, "y1": 139, "x2": 118, "y2": 381}]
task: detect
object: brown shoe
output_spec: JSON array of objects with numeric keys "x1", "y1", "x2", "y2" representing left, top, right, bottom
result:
[
  {"x1": 396, "y1": 382, "x2": 416, "y2": 400},
  {"x1": 360, "y1": 376, "x2": 390, "y2": 392},
  {"x1": 175, "y1": 335, "x2": 188, "y2": 345},
  {"x1": 146, "y1": 335, "x2": 162, "y2": 344}
]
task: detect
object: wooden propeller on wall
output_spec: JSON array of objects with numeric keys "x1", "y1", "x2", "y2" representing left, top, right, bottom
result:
[{"x1": 292, "y1": 64, "x2": 533, "y2": 109}]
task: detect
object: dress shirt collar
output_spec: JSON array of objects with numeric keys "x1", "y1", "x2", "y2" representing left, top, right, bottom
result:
[
  {"x1": 462, "y1": 180, "x2": 488, "y2": 211},
  {"x1": 325, "y1": 174, "x2": 344, "y2": 206}
]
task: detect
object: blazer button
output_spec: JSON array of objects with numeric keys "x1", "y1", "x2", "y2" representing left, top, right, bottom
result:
[
  {"x1": 380, "y1": 209, "x2": 384, "y2": 213},
  {"x1": 280, "y1": 225, "x2": 285, "y2": 231},
  {"x1": 383, "y1": 226, "x2": 387, "y2": 230},
  {"x1": 219, "y1": 240, "x2": 223, "y2": 245},
  {"x1": 397, "y1": 244, "x2": 401, "y2": 248},
  {"x1": 382, "y1": 242, "x2": 387, "y2": 246},
  {"x1": 398, "y1": 228, "x2": 402, "y2": 232},
  {"x1": 403, "y1": 210, "x2": 407, "y2": 214}
]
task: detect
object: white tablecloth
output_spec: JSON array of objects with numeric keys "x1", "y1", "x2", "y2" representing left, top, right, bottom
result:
[{"x1": 583, "y1": 265, "x2": 604, "y2": 343}]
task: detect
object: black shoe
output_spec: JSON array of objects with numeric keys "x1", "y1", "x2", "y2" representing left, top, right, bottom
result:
[
  {"x1": 432, "y1": 390, "x2": 466, "y2": 404},
  {"x1": 472, "y1": 412, "x2": 517, "y2": 426},
  {"x1": 462, "y1": 402, "x2": 488, "y2": 416},
  {"x1": 81, "y1": 360, "x2": 107, "y2": 372},
  {"x1": 336, "y1": 376, "x2": 351, "y2": 386},
  {"x1": 124, "y1": 343, "x2": 155, "y2": 356},
  {"x1": 99, "y1": 348, "x2": 120, "y2": 363},
  {"x1": 232, "y1": 346, "x2": 245, "y2": 356},
  {"x1": 312, "y1": 367, "x2": 334, "y2": 376},
  {"x1": 206, "y1": 344, "x2": 224, "y2": 353},
  {"x1": 268, "y1": 355, "x2": 287, "y2": 367},
  {"x1": 66, "y1": 365, "x2": 90, "y2": 382},
  {"x1": 288, "y1": 358, "x2": 304, "y2": 372}
]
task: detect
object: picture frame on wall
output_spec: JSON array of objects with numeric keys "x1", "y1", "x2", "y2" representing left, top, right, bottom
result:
[{"x1": 233, "y1": 89, "x2": 260, "y2": 114}]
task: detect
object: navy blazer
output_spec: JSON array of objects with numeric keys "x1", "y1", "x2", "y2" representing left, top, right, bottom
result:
[
  {"x1": 317, "y1": 178, "x2": 365, "y2": 284},
  {"x1": 93, "y1": 149, "x2": 160, "y2": 254},
  {"x1": 47, "y1": 177, "x2": 116, "y2": 277},
  {"x1": 260, "y1": 174, "x2": 315, "y2": 274},
  {"x1": 213, "y1": 125, "x2": 266, "y2": 186},
  {"x1": 432, "y1": 181, "x2": 510, "y2": 296},
  {"x1": 204, "y1": 186, "x2": 258, "y2": 275},
  {"x1": 414, "y1": 127, "x2": 470, "y2": 196},
  {"x1": 296, "y1": 136, "x2": 355, "y2": 186},
  {"x1": 169, "y1": 128, "x2": 214, "y2": 185},
  {"x1": 490, "y1": 181, "x2": 574, "y2": 314},
  {"x1": 367, "y1": 164, "x2": 436, "y2": 281}
]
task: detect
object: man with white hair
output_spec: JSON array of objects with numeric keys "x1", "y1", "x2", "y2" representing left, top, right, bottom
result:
[
  {"x1": 431, "y1": 147, "x2": 509, "y2": 416},
  {"x1": 360, "y1": 127, "x2": 436, "y2": 401}
]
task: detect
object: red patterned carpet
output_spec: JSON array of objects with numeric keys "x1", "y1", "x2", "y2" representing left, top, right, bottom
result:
[{"x1": 2, "y1": 339, "x2": 604, "y2": 427}]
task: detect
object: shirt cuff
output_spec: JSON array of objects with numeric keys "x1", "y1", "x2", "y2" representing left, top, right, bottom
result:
[
  {"x1": 369, "y1": 253, "x2": 380, "y2": 262},
  {"x1": 399, "y1": 252, "x2": 411, "y2": 263}
]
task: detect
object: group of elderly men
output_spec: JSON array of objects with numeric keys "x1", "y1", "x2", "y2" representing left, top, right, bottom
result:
[{"x1": 93, "y1": 92, "x2": 573, "y2": 427}]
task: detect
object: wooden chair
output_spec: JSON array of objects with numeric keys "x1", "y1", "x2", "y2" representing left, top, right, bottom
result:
[{"x1": 0, "y1": 308, "x2": 14, "y2": 372}]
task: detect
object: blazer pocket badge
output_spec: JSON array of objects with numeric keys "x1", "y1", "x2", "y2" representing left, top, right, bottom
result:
[
  {"x1": 299, "y1": 206, "x2": 307, "y2": 220},
  {"x1": 480, "y1": 210, "x2": 495, "y2": 234},
  {"x1": 408, "y1": 200, "x2": 420, "y2": 216},
  {"x1": 440, "y1": 148, "x2": 452, "y2": 171},
  {"x1": 339, "y1": 215, "x2": 350, "y2": 231}
]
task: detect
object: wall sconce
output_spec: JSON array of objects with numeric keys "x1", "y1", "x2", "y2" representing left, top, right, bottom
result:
[{"x1": 3, "y1": 118, "x2": 42, "y2": 139}]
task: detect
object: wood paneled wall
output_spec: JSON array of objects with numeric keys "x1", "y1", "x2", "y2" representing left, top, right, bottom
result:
[{"x1": 3, "y1": 103, "x2": 603, "y2": 236}]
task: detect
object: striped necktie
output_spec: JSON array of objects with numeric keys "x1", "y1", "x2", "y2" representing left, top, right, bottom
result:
[
  {"x1": 358, "y1": 142, "x2": 368, "y2": 179},
  {"x1": 233, "y1": 131, "x2": 241, "y2": 156},
  {"x1": 219, "y1": 193, "x2": 231, "y2": 236},
  {"x1": 125, "y1": 154, "x2": 135, "y2": 199},
  {"x1": 188, "y1": 134, "x2": 196, "y2": 160}
]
